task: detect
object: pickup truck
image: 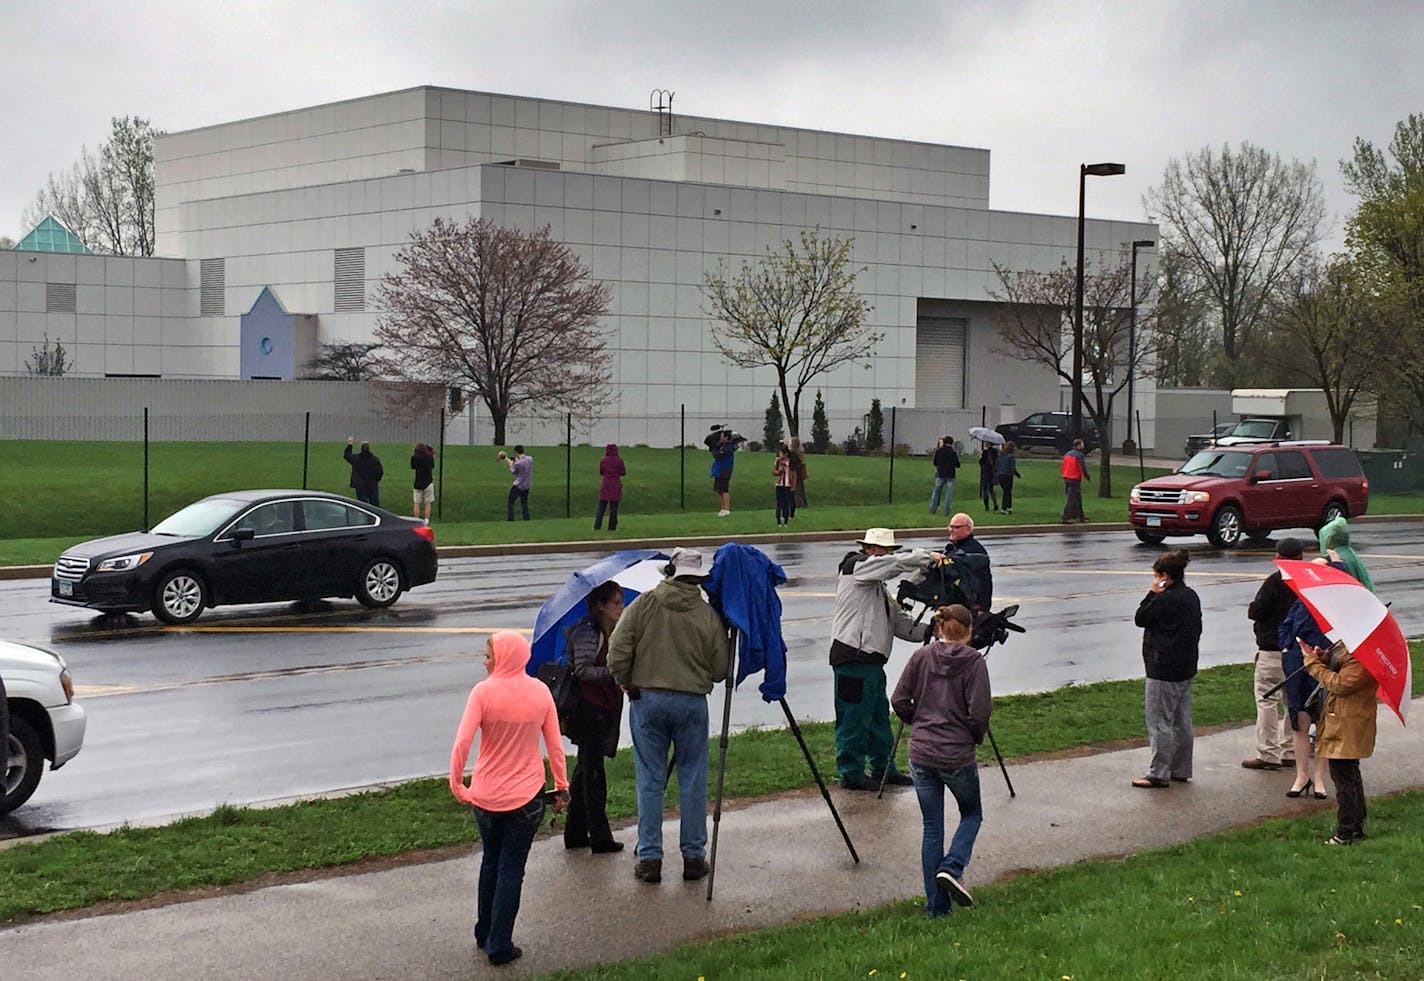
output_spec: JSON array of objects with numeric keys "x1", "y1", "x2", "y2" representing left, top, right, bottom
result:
[{"x1": 1183, "y1": 418, "x2": 1292, "y2": 457}]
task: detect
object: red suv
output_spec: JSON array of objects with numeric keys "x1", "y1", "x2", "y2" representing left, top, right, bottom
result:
[{"x1": 1129, "y1": 443, "x2": 1368, "y2": 548}]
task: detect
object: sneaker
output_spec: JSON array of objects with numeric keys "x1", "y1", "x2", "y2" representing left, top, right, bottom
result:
[
  {"x1": 590, "y1": 839, "x2": 625, "y2": 854},
  {"x1": 1241, "y1": 758, "x2": 1282, "y2": 770},
  {"x1": 935, "y1": 870, "x2": 974, "y2": 907},
  {"x1": 1280, "y1": 757, "x2": 1297, "y2": 766},
  {"x1": 717, "y1": 509, "x2": 730, "y2": 517},
  {"x1": 872, "y1": 771, "x2": 914, "y2": 787},
  {"x1": 634, "y1": 858, "x2": 662, "y2": 883},
  {"x1": 488, "y1": 946, "x2": 523, "y2": 966},
  {"x1": 682, "y1": 856, "x2": 711, "y2": 881}
]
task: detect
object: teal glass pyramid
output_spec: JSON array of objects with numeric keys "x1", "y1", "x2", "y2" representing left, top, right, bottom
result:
[{"x1": 14, "y1": 216, "x2": 92, "y2": 254}]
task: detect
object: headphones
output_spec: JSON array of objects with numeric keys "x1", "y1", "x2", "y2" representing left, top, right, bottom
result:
[{"x1": 664, "y1": 561, "x2": 676, "y2": 577}]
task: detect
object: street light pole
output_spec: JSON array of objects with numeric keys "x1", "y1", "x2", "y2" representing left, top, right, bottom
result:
[
  {"x1": 1072, "y1": 162, "x2": 1126, "y2": 445},
  {"x1": 1123, "y1": 238, "x2": 1155, "y2": 455}
]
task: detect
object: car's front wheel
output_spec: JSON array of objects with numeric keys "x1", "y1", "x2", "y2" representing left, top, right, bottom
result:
[
  {"x1": 1206, "y1": 505, "x2": 1244, "y2": 548},
  {"x1": 152, "y1": 569, "x2": 207, "y2": 624},
  {"x1": 356, "y1": 557, "x2": 404, "y2": 608},
  {"x1": 1319, "y1": 500, "x2": 1349, "y2": 528},
  {"x1": 1, "y1": 715, "x2": 45, "y2": 816}
]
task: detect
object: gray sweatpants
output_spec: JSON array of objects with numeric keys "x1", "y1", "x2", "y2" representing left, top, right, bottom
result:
[{"x1": 1145, "y1": 678, "x2": 1193, "y2": 780}]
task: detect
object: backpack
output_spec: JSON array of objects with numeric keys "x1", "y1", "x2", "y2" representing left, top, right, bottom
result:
[{"x1": 536, "y1": 660, "x2": 582, "y2": 733}]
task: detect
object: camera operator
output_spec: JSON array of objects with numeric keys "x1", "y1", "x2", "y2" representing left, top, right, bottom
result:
[
  {"x1": 706, "y1": 426, "x2": 739, "y2": 517},
  {"x1": 944, "y1": 513, "x2": 992, "y2": 612},
  {"x1": 891, "y1": 603, "x2": 990, "y2": 916},
  {"x1": 830, "y1": 528, "x2": 941, "y2": 791}
]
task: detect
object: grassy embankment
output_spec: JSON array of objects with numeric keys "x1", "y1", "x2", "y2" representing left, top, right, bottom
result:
[{"x1": 2, "y1": 644, "x2": 1421, "y2": 928}]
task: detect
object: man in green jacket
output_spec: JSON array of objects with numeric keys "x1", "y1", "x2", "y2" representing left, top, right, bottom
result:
[{"x1": 608, "y1": 547, "x2": 730, "y2": 885}]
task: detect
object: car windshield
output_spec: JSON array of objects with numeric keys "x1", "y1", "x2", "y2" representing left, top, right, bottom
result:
[
  {"x1": 151, "y1": 498, "x2": 247, "y2": 537},
  {"x1": 1180, "y1": 450, "x2": 1254, "y2": 478},
  {"x1": 1232, "y1": 420, "x2": 1279, "y2": 438}
]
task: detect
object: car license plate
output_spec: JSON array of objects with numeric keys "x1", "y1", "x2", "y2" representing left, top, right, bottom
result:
[
  {"x1": 1146, "y1": 515, "x2": 1162, "y2": 527},
  {"x1": 57, "y1": 579, "x2": 73, "y2": 596}
]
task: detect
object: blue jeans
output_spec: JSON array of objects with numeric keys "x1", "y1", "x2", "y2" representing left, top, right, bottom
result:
[
  {"x1": 507, "y1": 486, "x2": 530, "y2": 520},
  {"x1": 471, "y1": 794, "x2": 546, "y2": 960},
  {"x1": 911, "y1": 761, "x2": 983, "y2": 916},
  {"x1": 629, "y1": 690, "x2": 710, "y2": 860},
  {"x1": 929, "y1": 476, "x2": 954, "y2": 513}
]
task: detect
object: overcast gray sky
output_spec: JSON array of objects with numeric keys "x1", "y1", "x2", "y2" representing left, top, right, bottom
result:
[{"x1": 4, "y1": 0, "x2": 1420, "y2": 251}]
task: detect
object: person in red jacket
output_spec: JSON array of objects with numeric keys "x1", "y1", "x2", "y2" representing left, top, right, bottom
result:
[
  {"x1": 594, "y1": 444, "x2": 626, "y2": 531},
  {"x1": 1059, "y1": 438, "x2": 1091, "y2": 523},
  {"x1": 449, "y1": 631, "x2": 569, "y2": 967}
]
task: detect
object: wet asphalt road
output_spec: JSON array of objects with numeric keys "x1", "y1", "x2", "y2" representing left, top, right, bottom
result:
[{"x1": 3, "y1": 522, "x2": 1421, "y2": 838}]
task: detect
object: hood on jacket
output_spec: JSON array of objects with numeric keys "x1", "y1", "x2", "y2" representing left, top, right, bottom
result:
[
  {"x1": 488, "y1": 629, "x2": 531, "y2": 678},
  {"x1": 648, "y1": 577, "x2": 708, "y2": 612},
  {"x1": 922, "y1": 639, "x2": 982, "y2": 678},
  {"x1": 1319, "y1": 515, "x2": 1351, "y2": 552},
  {"x1": 605, "y1": 443, "x2": 620, "y2": 456}
]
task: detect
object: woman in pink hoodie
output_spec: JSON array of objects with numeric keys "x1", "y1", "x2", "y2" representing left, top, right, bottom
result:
[
  {"x1": 594, "y1": 443, "x2": 626, "y2": 531},
  {"x1": 449, "y1": 631, "x2": 569, "y2": 967}
]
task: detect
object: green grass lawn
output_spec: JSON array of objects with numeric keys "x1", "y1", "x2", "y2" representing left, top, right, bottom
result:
[
  {"x1": 2, "y1": 645, "x2": 1420, "y2": 925},
  {"x1": 0, "y1": 439, "x2": 1173, "y2": 564}
]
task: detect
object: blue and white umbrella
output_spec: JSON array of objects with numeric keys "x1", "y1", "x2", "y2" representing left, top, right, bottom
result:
[{"x1": 528, "y1": 549, "x2": 670, "y2": 675}]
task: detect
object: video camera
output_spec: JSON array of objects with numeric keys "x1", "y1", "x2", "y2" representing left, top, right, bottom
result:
[
  {"x1": 704, "y1": 424, "x2": 748, "y2": 449},
  {"x1": 969, "y1": 603, "x2": 1025, "y2": 652}
]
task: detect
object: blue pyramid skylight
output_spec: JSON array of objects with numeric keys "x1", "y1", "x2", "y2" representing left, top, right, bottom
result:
[{"x1": 14, "y1": 216, "x2": 92, "y2": 254}]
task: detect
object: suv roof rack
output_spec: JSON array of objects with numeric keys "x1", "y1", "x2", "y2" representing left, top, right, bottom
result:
[{"x1": 1263, "y1": 439, "x2": 1334, "y2": 447}]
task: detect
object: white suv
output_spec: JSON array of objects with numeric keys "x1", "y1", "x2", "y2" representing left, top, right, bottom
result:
[{"x1": 2, "y1": 640, "x2": 87, "y2": 815}]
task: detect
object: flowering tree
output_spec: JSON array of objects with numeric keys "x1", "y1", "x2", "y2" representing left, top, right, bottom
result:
[{"x1": 374, "y1": 218, "x2": 612, "y2": 444}]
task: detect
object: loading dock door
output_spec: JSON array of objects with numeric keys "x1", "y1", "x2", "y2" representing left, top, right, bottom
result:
[{"x1": 915, "y1": 316, "x2": 966, "y2": 408}]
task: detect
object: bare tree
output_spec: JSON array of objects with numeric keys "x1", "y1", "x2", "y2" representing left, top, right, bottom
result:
[
  {"x1": 0, "y1": 235, "x2": 15, "y2": 249},
  {"x1": 373, "y1": 217, "x2": 612, "y2": 445},
  {"x1": 702, "y1": 230, "x2": 877, "y2": 438},
  {"x1": 1261, "y1": 258, "x2": 1389, "y2": 443},
  {"x1": 22, "y1": 115, "x2": 160, "y2": 256},
  {"x1": 988, "y1": 255, "x2": 1158, "y2": 498},
  {"x1": 1152, "y1": 243, "x2": 1218, "y2": 387},
  {"x1": 302, "y1": 342, "x2": 384, "y2": 380},
  {"x1": 1144, "y1": 143, "x2": 1325, "y2": 380}
]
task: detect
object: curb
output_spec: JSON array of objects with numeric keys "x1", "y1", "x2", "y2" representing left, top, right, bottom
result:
[{"x1": 3, "y1": 512, "x2": 1418, "y2": 581}]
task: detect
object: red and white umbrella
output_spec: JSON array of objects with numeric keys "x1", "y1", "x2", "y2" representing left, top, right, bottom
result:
[{"x1": 1275, "y1": 559, "x2": 1411, "y2": 725}]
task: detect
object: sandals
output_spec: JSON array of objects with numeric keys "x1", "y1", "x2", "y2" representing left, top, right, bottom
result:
[{"x1": 1131, "y1": 776, "x2": 1170, "y2": 789}]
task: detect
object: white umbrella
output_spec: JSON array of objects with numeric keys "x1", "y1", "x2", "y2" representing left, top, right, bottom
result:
[{"x1": 968, "y1": 426, "x2": 1005, "y2": 445}]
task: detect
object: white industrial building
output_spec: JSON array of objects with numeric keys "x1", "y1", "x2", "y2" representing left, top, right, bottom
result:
[{"x1": 1, "y1": 86, "x2": 1158, "y2": 445}]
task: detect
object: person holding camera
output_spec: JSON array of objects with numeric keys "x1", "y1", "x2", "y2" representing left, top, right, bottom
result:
[
  {"x1": 449, "y1": 631, "x2": 569, "y2": 967},
  {"x1": 607, "y1": 548, "x2": 731, "y2": 884},
  {"x1": 830, "y1": 528, "x2": 940, "y2": 791},
  {"x1": 343, "y1": 437, "x2": 384, "y2": 507},
  {"x1": 708, "y1": 428, "x2": 737, "y2": 516},
  {"x1": 1299, "y1": 636, "x2": 1379, "y2": 845},
  {"x1": 892, "y1": 603, "x2": 991, "y2": 916},
  {"x1": 499, "y1": 445, "x2": 533, "y2": 521},
  {"x1": 1131, "y1": 549, "x2": 1202, "y2": 788}
]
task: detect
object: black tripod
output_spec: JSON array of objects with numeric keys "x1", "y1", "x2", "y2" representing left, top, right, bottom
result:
[{"x1": 878, "y1": 603, "x2": 1025, "y2": 799}]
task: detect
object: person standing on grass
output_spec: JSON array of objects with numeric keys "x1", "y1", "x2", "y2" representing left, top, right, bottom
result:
[
  {"x1": 1242, "y1": 538, "x2": 1302, "y2": 771},
  {"x1": 344, "y1": 437, "x2": 384, "y2": 507},
  {"x1": 773, "y1": 442, "x2": 796, "y2": 526},
  {"x1": 1299, "y1": 636, "x2": 1378, "y2": 845},
  {"x1": 1132, "y1": 549, "x2": 1202, "y2": 789},
  {"x1": 448, "y1": 631, "x2": 568, "y2": 968},
  {"x1": 594, "y1": 443, "x2": 625, "y2": 532},
  {"x1": 892, "y1": 603, "x2": 990, "y2": 917},
  {"x1": 563, "y1": 580, "x2": 626, "y2": 853},
  {"x1": 709, "y1": 429, "x2": 736, "y2": 517},
  {"x1": 929, "y1": 436, "x2": 960, "y2": 515},
  {"x1": 993, "y1": 441, "x2": 1022, "y2": 516},
  {"x1": 499, "y1": 445, "x2": 533, "y2": 521},
  {"x1": 607, "y1": 548, "x2": 730, "y2": 885},
  {"x1": 1060, "y1": 438, "x2": 1090, "y2": 523},
  {"x1": 410, "y1": 442, "x2": 435, "y2": 523},
  {"x1": 787, "y1": 436, "x2": 809, "y2": 509},
  {"x1": 977, "y1": 442, "x2": 999, "y2": 512},
  {"x1": 830, "y1": 528, "x2": 938, "y2": 791}
]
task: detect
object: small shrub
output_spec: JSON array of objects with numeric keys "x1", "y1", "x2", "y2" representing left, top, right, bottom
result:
[
  {"x1": 893, "y1": 442, "x2": 912, "y2": 458},
  {"x1": 842, "y1": 426, "x2": 865, "y2": 456},
  {"x1": 748, "y1": 440, "x2": 764, "y2": 453},
  {"x1": 824, "y1": 442, "x2": 845, "y2": 455}
]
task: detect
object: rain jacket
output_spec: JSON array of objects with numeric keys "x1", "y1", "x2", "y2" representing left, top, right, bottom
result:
[
  {"x1": 1318, "y1": 517, "x2": 1374, "y2": 592},
  {"x1": 607, "y1": 578, "x2": 730, "y2": 695},
  {"x1": 1134, "y1": 578, "x2": 1202, "y2": 682},
  {"x1": 1247, "y1": 569, "x2": 1296, "y2": 650},
  {"x1": 1305, "y1": 643, "x2": 1378, "y2": 759},
  {"x1": 828, "y1": 549, "x2": 934, "y2": 667},
  {"x1": 891, "y1": 638, "x2": 992, "y2": 770},
  {"x1": 598, "y1": 444, "x2": 626, "y2": 502},
  {"x1": 449, "y1": 631, "x2": 568, "y2": 811},
  {"x1": 344, "y1": 443, "x2": 384, "y2": 494},
  {"x1": 705, "y1": 542, "x2": 788, "y2": 701}
]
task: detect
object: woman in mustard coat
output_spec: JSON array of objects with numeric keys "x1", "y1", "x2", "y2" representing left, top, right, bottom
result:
[{"x1": 1301, "y1": 639, "x2": 1379, "y2": 845}]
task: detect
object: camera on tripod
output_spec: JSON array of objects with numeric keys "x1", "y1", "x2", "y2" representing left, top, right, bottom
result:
[{"x1": 704, "y1": 424, "x2": 748, "y2": 449}]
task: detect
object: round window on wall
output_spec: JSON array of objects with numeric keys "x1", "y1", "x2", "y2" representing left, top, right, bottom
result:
[{"x1": 259, "y1": 336, "x2": 273, "y2": 355}]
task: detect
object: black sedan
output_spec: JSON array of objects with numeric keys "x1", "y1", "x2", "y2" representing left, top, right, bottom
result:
[{"x1": 50, "y1": 490, "x2": 438, "y2": 624}]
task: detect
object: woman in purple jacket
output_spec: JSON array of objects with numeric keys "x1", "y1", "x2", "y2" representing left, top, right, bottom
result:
[
  {"x1": 891, "y1": 604, "x2": 992, "y2": 917},
  {"x1": 594, "y1": 444, "x2": 626, "y2": 531}
]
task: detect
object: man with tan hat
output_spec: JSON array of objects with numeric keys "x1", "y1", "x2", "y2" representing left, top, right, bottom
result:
[
  {"x1": 830, "y1": 528, "x2": 941, "y2": 791},
  {"x1": 608, "y1": 547, "x2": 730, "y2": 884}
]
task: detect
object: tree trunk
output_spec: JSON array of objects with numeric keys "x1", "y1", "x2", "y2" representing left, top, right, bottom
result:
[
  {"x1": 781, "y1": 377, "x2": 800, "y2": 439},
  {"x1": 490, "y1": 410, "x2": 507, "y2": 445},
  {"x1": 1097, "y1": 445, "x2": 1113, "y2": 499}
]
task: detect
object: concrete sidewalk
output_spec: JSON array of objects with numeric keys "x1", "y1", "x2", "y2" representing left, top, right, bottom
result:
[{"x1": 4, "y1": 703, "x2": 1421, "y2": 980}]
